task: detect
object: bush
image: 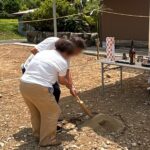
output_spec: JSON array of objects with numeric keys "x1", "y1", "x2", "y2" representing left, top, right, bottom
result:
[
  {"x1": 4, "y1": 0, "x2": 20, "y2": 13},
  {"x1": 57, "y1": 15, "x2": 90, "y2": 32},
  {"x1": 0, "y1": 11, "x2": 16, "y2": 18},
  {"x1": 0, "y1": 0, "x2": 3, "y2": 12}
]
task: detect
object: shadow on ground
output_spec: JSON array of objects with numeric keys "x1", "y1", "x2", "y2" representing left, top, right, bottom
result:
[
  {"x1": 13, "y1": 128, "x2": 75, "y2": 150},
  {"x1": 60, "y1": 72, "x2": 150, "y2": 149}
]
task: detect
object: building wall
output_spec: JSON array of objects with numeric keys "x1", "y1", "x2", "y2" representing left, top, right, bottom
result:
[{"x1": 102, "y1": 0, "x2": 149, "y2": 41}]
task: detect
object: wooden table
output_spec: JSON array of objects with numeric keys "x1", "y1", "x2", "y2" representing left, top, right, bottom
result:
[{"x1": 101, "y1": 59, "x2": 150, "y2": 93}]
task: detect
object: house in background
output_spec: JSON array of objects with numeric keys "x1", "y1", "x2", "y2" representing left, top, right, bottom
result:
[
  {"x1": 101, "y1": 0, "x2": 150, "y2": 49},
  {"x1": 13, "y1": 9, "x2": 36, "y2": 35}
]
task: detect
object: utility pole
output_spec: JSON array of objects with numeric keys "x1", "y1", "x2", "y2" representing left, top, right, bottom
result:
[
  {"x1": 53, "y1": 0, "x2": 57, "y2": 37},
  {"x1": 98, "y1": 0, "x2": 103, "y2": 47}
]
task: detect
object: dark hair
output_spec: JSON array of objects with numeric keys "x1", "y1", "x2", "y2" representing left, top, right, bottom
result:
[
  {"x1": 70, "y1": 37, "x2": 86, "y2": 50},
  {"x1": 55, "y1": 39, "x2": 75, "y2": 55}
]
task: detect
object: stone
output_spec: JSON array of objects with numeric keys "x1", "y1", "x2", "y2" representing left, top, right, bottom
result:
[
  {"x1": 106, "y1": 74, "x2": 111, "y2": 78},
  {"x1": 106, "y1": 141, "x2": 111, "y2": 145},
  {"x1": 0, "y1": 94, "x2": 2, "y2": 98},
  {"x1": 131, "y1": 142, "x2": 137, "y2": 147},
  {"x1": 69, "y1": 145, "x2": 79, "y2": 148},
  {"x1": 123, "y1": 147, "x2": 129, "y2": 150},
  {"x1": 65, "y1": 123, "x2": 76, "y2": 129},
  {"x1": 19, "y1": 126, "x2": 25, "y2": 129},
  {"x1": 27, "y1": 31, "x2": 98, "y2": 47},
  {"x1": 0, "y1": 142, "x2": 4, "y2": 148}
]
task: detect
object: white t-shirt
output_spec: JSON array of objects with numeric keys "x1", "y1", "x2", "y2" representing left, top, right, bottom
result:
[
  {"x1": 35, "y1": 37, "x2": 59, "y2": 52},
  {"x1": 23, "y1": 37, "x2": 59, "y2": 69},
  {"x1": 21, "y1": 50, "x2": 68, "y2": 88}
]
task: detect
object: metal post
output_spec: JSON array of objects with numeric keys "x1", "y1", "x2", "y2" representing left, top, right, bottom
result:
[
  {"x1": 101, "y1": 63, "x2": 105, "y2": 94},
  {"x1": 53, "y1": 0, "x2": 57, "y2": 37},
  {"x1": 98, "y1": 0, "x2": 103, "y2": 47}
]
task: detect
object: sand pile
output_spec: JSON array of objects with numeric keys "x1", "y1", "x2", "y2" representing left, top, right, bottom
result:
[{"x1": 81, "y1": 113, "x2": 125, "y2": 134}]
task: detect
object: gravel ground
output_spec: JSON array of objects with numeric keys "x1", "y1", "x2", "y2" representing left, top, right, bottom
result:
[{"x1": 0, "y1": 45, "x2": 150, "y2": 150}]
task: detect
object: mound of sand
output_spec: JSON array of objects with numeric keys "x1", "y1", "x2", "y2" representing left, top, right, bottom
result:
[{"x1": 80, "y1": 113, "x2": 125, "y2": 134}]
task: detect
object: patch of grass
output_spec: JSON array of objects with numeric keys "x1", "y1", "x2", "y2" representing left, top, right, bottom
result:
[{"x1": 0, "y1": 19, "x2": 25, "y2": 40}]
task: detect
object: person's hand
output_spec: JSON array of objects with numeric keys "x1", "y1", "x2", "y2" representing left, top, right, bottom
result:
[{"x1": 70, "y1": 87, "x2": 77, "y2": 97}]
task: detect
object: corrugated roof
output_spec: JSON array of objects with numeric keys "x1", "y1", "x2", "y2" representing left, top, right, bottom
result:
[{"x1": 13, "y1": 9, "x2": 37, "y2": 15}]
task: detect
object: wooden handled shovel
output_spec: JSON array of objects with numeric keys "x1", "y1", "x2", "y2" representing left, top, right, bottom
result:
[{"x1": 75, "y1": 95, "x2": 93, "y2": 118}]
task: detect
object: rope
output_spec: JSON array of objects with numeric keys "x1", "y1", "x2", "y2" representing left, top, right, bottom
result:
[
  {"x1": 102, "y1": 10, "x2": 149, "y2": 18},
  {"x1": 0, "y1": 9, "x2": 149, "y2": 25}
]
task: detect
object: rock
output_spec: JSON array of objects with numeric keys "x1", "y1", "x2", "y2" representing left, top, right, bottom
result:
[
  {"x1": 77, "y1": 113, "x2": 83, "y2": 116},
  {"x1": 103, "y1": 144, "x2": 108, "y2": 149},
  {"x1": 19, "y1": 126, "x2": 25, "y2": 129},
  {"x1": 7, "y1": 137, "x2": 13, "y2": 141},
  {"x1": 85, "y1": 115, "x2": 90, "y2": 119},
  {"x1": 27, "y1": 31, "x2": 98, "y2": 46},
  {"x1": 66, "y1": 105, "x2": 69, "y2": 108},
  {"x1": 23, "y1": 134, "x2": 27, "y2": 138},
  {"x1": 106, "y1": 74, "x2": 111, "y2": 78},
  {"x1": 106, "y1": 140, "x2": 111, "y2": 145},
  {"x1": 69, "y1": 145, "x2": 79, "y2": 148},
  {"x1": 123, "y1": 147, "x2": 128, "y2": 150},
  {"x1": 131, "y1": 142, "x2": 137, "y2": 147},
  {"x1": 15, "y1": 143, "x2": 20, "y2": 147},
  {"x1": 65, "y1": 123, "x2": 76, "y2": 129},
  {"x1": 0, "y1": 94, "x2": 2, "y2": 98},
  {"x1": 0, "y1": 142, "x2": 4, "y2": 148},
  {"x1": 137, "y1": 141, "x2": 141, "y2": 145}
]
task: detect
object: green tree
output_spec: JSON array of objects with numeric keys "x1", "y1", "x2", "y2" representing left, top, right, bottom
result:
[
  {"x1": 19, "y1": 0, "x2": 44, "y2": 10},
  {"x1": 23, "y1": 0, "x2": 102, "y2": 32},
  {"x1": 3, "y1": 0, "x2": 20, "y2": 13},
  {"x1": 24, "y1": 0, "x2": 77, "y2": 31},
  {"x1": 0, "y1": 0, "x2": 4, "y2": 12}
]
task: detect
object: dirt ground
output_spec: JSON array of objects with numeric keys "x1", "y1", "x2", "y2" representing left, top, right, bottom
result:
[{"x1": 0, "y1": 45, "x2": 150, "y2": 150}]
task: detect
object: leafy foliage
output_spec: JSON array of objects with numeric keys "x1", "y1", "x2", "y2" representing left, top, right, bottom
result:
[
  {"x1": 24, "y1": 0, "x2": 81, "y2": 32},
  {"x1": 0, "y1": 0, "x2": 3, "y2": 12},
  {"x1": 57, "y1": 15, "x2": 90, "y2": 32},
  {"x1": 0, "y1": 0, "x2": 44, "y2": 18},
  {"x1": 2, "y1": 0, "x2": 20, "y2": 13},
  {"x1": 23, "y1": 0, "x2": 101, "y2": 32},
  {"x1": 19, "y1": 0, "x2": 44, "y2": 10}
]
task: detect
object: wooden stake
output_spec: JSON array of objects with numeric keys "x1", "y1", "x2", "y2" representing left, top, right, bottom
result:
[{"x1": 96, "y1": 38, "x2": 100, "y2": 60}]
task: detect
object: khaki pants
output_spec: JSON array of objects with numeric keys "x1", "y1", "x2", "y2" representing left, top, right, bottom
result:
[{"x1": 20, "y1": 81, "x2": 61, "y2": 146}]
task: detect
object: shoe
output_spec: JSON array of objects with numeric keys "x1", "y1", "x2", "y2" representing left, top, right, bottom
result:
[
  {"x1": 57, "y1": 125, "x2": 63, "y2": 133},
  {"x1": 40, "y1": 139, "x2": 62, "y2": 147},
  {"x1": 58, "y1": 118, "x2": 63, "y2": 122}
]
